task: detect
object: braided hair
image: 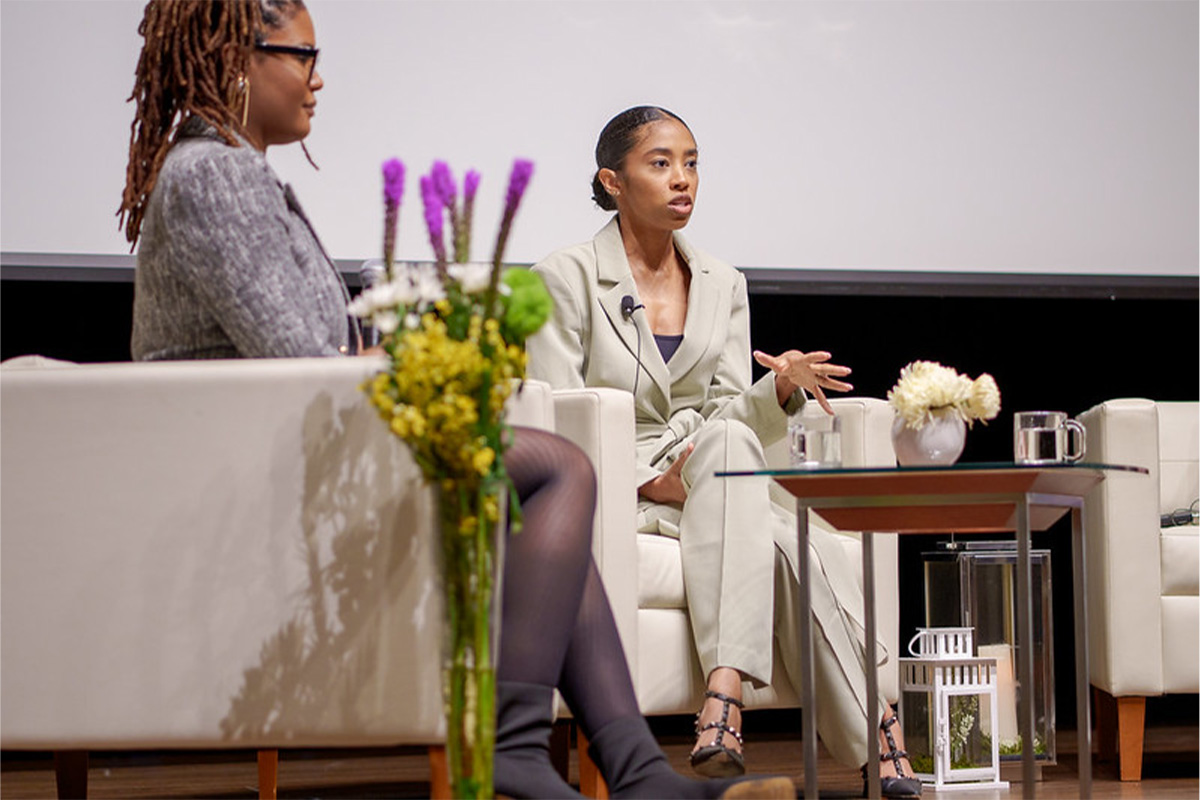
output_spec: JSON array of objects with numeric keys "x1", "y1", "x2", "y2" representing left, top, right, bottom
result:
[{"x1": 118, "y1": 0, "x2": 307, "y2": 246}]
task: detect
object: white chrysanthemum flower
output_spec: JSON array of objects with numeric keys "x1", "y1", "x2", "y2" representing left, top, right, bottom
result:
[
  {"x1": 888, "y1": 361, "x2": 969, "y2": 429},
  {"x1": 347, "y1": 294, "x2": 373, "y2": 318},
  {"x1": 380, "y1": 277, "x2": 417, "y2": 307},
  {"x1": 412, "y1": 264, "x2": 447, "y2": 305},
  {"x1": 966, "y1": 373, "x2": 1001, "y2": 426},
  {"x1": 373, "y1": 309, "x2": 400, "y2": 335},
  {"x1": 348, "y1": 281, "x2": 413, "y2": 319},
  {"x1": 447, "y1": 262, "x2": 493, "y2": 294}
]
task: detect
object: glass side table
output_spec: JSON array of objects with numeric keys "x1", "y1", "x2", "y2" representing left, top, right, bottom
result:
[{"x1": 718, "y1": 462, "x2": 1148, "y2": 800}]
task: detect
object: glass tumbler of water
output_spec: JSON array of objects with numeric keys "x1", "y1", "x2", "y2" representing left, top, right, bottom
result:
[
  {"x1": 789, "y1": 413, "x2": 842, "y2": 469},
  {"x1": 1013, "y1": 410, "x2": 1086, "y2": 464}
]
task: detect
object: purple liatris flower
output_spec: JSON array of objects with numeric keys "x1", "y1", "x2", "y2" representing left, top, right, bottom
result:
[
  {"x1": 464, "y1": 170, "x2": 481, "y2": 203},
  {"x1": 492, "y1": 158, "x2": 534, "y2": 268},
  {"x1": 486, "y1": 158, "x2": 535, "y2": 315},
  {"x1": 431, "y1": 160, "x2": 466, "y2": 262},
  {"x1": 458, "y1": 169, "x2": 481, "y2": 263},
  {"x1": 382, "y1": 158, "x2": 405, "y2": 206},
  {"x1": 431, "y1": 160, "x2": 457, "y2": 208},
  {"x1": 381, "y1": 158, "x2": 405, "y2": 270},
  {"x1": 420, "y1": 174, "x2": 447, "y2": 266},
  {"x1": 505, "y1": 159, "x2": 534, "y2": 212}
]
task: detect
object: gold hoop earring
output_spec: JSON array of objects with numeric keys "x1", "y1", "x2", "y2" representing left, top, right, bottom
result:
[{"x1": 237, "y1": 74, "x2": 250, "y2": 128}]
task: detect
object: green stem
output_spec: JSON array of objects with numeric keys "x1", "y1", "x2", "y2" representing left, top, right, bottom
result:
[{"x1": 438, "y1": 481, "x2": 498, "y2": 799}]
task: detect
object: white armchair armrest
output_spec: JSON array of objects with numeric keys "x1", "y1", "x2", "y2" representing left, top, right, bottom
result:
[
  {"x1": 551, "y1": 387, "x2": 640, "y2": 678},
  {"x1": 1079, "y1": 398, "x2": 1165, "y2": 696}
]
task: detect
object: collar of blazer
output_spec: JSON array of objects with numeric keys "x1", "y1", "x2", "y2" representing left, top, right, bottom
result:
[{"x1": 592, "y1": 216, "x2": 722, "y2": 410}]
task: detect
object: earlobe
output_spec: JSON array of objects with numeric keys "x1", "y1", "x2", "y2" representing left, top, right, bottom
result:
[{"x1": 598, "y1": 168, "x2": 621, "y2": 199}]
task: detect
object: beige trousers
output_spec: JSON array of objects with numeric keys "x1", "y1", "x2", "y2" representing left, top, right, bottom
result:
[{"x1": 638, "y1": 417, "x2": 888, "y2": 767}]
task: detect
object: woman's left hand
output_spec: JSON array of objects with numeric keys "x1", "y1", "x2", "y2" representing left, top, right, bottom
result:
[{"x1": 753, "y1": 349, "x2": 853, "y2": 415}]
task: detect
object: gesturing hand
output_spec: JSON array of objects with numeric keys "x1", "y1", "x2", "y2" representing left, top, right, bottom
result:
[
  {"x1": 753, "y1": 349, "x2": 853, "y2": 416},
  {"x1": 638, "y1": 442, "x2": 694, "y2": 505}
]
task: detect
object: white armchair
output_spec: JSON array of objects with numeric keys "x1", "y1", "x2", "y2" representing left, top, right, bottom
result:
[
  {"x1": 0, "y1": 357, "x2": 555, "y2": 798},
  {"x1": 553, "y1": 391, "x2": 901, "y2": 718},
  {"x1": 1078, "y1": 398, "x2": 1199, "y2": 780}
]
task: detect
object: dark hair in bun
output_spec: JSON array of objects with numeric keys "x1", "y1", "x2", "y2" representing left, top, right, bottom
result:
[{"x1": 591, "y1": 105, "x2": 691, "y2": 211}]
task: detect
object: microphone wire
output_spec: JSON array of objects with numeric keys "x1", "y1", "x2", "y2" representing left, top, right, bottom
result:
[{"x1": 632, "y1": 315, "x2": 643, "y2": 399}]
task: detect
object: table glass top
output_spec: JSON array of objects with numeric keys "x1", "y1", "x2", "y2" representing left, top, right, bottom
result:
[{"x1": 717, "y1": 461, "x2": 1148, "y2": 478}]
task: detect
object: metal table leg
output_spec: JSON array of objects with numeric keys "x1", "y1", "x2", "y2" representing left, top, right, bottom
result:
[
  {"x1": 863, "y1": 531, "x2": 880, "y2": 800},
  {"x1": 1016, "y1": 496, "x2": 1037, "y2": 794},
  {"x1": 1072, "y1": 503, "x2": 1093, "y2": 796},
  {"x1": 797, "y1": 501, "x2": 819, "y2": 799}
]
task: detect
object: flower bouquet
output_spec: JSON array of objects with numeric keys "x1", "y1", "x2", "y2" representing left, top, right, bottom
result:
[
  {"x1": 349, "y1": 157, "x2": 551, "y2": 799},
  {"x1": 887, "y1": 361, "x2": 1000, "y2": 466},
  {"x1": 888, "y1": 361, "x2": 1000, "y2": 430}
]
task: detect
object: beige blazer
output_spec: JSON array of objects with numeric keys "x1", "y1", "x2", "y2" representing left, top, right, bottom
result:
[{"x1": 528, "y1": 217, "x2": 804, "y2": 490}]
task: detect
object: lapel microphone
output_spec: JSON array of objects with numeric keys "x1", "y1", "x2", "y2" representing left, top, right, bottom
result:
[
  {"x1": 620, "y1": 294, "x2": 644, "y2": 320},
  {"x1": 620, "y1": 294, "x2": 648, "y2": 398}
]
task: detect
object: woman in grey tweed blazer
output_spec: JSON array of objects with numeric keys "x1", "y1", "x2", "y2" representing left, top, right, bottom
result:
[
  {"x1": 130, "y1": 114, "x2": 356, "y2": 360},
  {"x1": 115, "y1": 3, "x2": 793, "y2": 799},
  {"x1": 125, "y1": 1, "x2": 353, "y2": 361}
]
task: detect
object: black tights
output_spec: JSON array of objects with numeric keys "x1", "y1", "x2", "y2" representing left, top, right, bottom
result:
[{"x1": 499, "y1": 426, "x2": 638, "y2": 735}]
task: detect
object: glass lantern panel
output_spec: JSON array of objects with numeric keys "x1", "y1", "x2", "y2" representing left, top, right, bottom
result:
[
  {"x1": 901, "y1": 689, "x2": 934, "y2": 777},
  {"x1": 946, "y1": 692, "x2": 996, "y2": 773},
  {"x1": 964, "y1": 553, "x2": 1054, "y2": 763}
]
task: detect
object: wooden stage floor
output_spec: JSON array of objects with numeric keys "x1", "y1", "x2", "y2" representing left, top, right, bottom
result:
[{"x1": 3, "y1": 719, "x2": 1196, "y2": 799}]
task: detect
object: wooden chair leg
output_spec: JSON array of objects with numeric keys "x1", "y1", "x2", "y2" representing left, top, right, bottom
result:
[
  {"x1": 428, "y1": 745, "x2": 451, "y2": 800},
  {"x1": 1093, "y1": 687, "x2": 1148, "y2": 781},
  {"x1": 53, "y1": 750, "x2": 88, "y2": 799},
  {"x1": 257, "y1": 749, "x2": 278, "y2": 800},
  {"x1": 1116, "y1": 695, "x2": 1147, "y2": 781},
  {"x1": 577, "y1": 730, "x2": 609, "y2": 799}
]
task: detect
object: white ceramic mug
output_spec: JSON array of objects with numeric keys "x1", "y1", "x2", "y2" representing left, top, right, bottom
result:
[
  {"x1": 788, "y1": 413, "x2": 842, "y2": 469},
  {"x1": 1013, "y1": 411, "x2": 1086, "y2": 464}
]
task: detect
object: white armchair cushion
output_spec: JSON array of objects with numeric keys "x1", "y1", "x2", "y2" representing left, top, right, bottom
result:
[
  {"x1": 1161, "y1": 597, "x2": 1200, "y2": 692},
  {"x1": 1161, "y1": 531, "x2": 1199, "y2": 596},
  {"x1": 638, "y1": 535, "x2": 687, "y2": 610}
]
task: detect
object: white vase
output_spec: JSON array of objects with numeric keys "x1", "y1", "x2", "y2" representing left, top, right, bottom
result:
[{"x1": 891, "y1": 415, "x2": 967, "y2": 466}]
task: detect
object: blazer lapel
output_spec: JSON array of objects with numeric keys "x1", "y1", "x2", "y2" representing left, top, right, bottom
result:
[
  {"x1": 666, "y1": 232, "x2": 719, "y2": 382},
  {"x1": 594, "y1": 219, "x2": 672, "y2": 406}
]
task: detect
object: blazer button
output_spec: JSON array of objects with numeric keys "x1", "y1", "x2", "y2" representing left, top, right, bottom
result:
[{"x1": 338, "y1": 345, "x2": 349, "y2": 354}]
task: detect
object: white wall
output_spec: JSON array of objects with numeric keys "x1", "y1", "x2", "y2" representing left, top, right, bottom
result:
[{"x1": 2, "y1": 0, "x2": 1196, "y2": 276}]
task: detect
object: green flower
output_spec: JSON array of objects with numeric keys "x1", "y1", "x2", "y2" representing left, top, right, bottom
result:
[{"x1": 500, "y1": 268, "x2": 552, "y2": 343}]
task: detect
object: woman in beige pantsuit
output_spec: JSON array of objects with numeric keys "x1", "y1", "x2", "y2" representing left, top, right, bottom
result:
[{"x1": 528, "y1": 107, "x2": 922, "y2": 799}]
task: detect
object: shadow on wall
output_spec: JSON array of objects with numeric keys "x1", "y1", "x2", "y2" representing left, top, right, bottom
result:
[{"x1": 219, "y1": 391, "x2": 444, "y2": 742}]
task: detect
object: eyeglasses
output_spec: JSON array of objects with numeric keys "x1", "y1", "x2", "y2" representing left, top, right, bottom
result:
[{"x1": 254, "y1": 43, "x2": 319, "y2": 82}]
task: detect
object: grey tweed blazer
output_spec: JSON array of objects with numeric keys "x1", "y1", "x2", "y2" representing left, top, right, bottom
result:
[{"x1": 132, "y1": 117, "x2": 356, "y2": 361}]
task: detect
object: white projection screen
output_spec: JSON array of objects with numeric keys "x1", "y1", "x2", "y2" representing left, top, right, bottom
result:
[{"x1": 2, "y1": 0, "x2": 1197, "y2": 280}]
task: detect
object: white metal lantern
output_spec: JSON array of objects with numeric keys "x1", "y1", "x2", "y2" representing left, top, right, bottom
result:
[{"x1": 899, "y1": 627, "x2": 1008, "y2": 791}]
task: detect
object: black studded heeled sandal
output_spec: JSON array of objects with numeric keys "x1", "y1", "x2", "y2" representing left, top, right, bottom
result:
[
  {"x1": 861, "y1": 714, "x2": 923, "y2": 798},
  {"x1": 689, "y1": 690, "x2": 746, "y2": 778}
]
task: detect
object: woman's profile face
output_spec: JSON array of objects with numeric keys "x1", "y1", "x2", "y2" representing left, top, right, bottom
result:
[
  {"x1": 245, "y1": 8, "x2": 323, "y2": 150},
  {"x1": 605, "y1": 118, "x2": 698, "y2": 232}
]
